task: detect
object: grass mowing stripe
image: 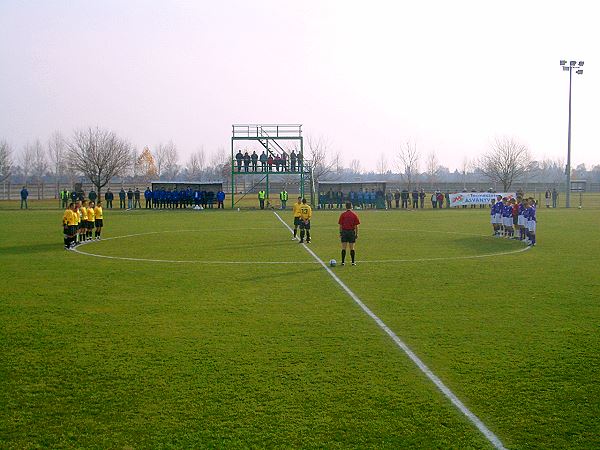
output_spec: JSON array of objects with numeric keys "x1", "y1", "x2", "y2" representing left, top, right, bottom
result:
[{"x1": 273, "y1": 211, "x2": 508, "y2": 450}]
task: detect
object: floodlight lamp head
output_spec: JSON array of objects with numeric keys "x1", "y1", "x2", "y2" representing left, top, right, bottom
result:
[
  {"x1": 576, "y1": 69, "x2": 583, "y2": 74},
  {"x1": 578, "y1": 61, "x2": 584, "y2": 66},
  {"x1": 570, "y1": 60, "x2": 577, "y2": 66},
  {"x1": 560, "y1": 60, "x2": 567, "y2": 65}
]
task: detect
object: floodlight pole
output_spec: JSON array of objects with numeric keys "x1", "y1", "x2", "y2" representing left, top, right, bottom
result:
[
  {"x1": 566, "y1": 67, "x2": 572, "y2": 208},
  {"x1": 560, "y1": 59, "x2": 584, "y2": 208}
]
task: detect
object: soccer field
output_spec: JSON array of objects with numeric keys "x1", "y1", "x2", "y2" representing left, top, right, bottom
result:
[{"x1": 1, "y1": 206, "x2": 598, "y2": 448}]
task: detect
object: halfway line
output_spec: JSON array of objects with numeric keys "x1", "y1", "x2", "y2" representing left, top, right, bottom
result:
[{"x1": 272, "y1": 211, "x2": 507, "y2": 450}]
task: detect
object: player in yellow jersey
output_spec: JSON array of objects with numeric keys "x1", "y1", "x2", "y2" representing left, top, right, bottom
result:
[
  {"x1": 298, "y1": 198, "x2": 312, "y2": 244},
  {"x1": 291, "y1": 196, "x2": 303, "y2": 240},
  {"x1": 62, "y1": 202, "x2": 79, "y2": 249},
  {"x1": 94, "y1": 201, "x2": 104, "y2": 240},
  {"x1": 86, "y1": 201, "x2": 96, "y2": 241},
  {"x1": 78, "y1": 201, "x2": 87, "y2": 243},
  {"x1": 62, "y1": 202, "x2": 73, "y2": 249}
]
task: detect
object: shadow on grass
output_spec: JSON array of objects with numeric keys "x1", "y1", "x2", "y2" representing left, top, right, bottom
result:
[
  {"x1": 452, "y1": 235, "x2": 523, "y2": 253},
  {"x1": 0, "y1": 242, "x2": 64, "y2": 256}
]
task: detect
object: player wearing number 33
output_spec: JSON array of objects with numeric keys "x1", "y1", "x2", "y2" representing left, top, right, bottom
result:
[
  {"x1": 338, "y1": 202, "x2": 360, "y2": 266},
  {"x1": 298, "y1": 198, "x2": 312, "y2": 244}
]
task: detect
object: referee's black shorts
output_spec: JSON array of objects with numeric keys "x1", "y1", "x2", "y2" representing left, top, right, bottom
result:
[{"x1": 340, "y1": 229, "x2": 356, "y2": 243}]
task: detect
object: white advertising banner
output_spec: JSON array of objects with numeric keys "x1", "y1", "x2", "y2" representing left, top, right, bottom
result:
[{"x1": 449, "y1": 192, "x2": 516, "y2": 207}]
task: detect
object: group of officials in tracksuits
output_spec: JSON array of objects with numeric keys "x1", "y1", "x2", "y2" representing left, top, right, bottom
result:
[{"x1": 142, "y1": 187, "x2": 226, "y2": 209}]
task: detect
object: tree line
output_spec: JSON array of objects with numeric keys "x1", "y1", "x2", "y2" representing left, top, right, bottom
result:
[{"x1": 2, "y1": 128, "x2": 597, "y2": 195}]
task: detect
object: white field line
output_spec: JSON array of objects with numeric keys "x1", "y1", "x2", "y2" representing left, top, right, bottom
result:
[
  {"x1": 273, "y1": 211, "x2": 507, "y2": 450},
  {"x1": 70, "y1": 229, "x2": 528, "y2": 265},
  {"x1": 70, "y1": 238, "x2": 314, "y2": 264}
]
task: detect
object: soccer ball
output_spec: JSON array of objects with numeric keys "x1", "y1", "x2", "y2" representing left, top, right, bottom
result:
[
  {"x1": 329, "y1": 259, "x2": 337, "y2": 267},
  {"x1": 578, "y1": 205, "x2": 582, "y2": 209}
]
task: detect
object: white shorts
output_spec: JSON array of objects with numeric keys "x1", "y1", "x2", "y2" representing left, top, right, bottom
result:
[
  {"x1": 518, "y1": 215, "x2": 526, "y2": 226},
  {"x1": 491, "y1": 215, "x2": 497, "y2": 224},
  {"x1": 494, "y1": 213, "x2": 502, "y2": 224},
  {"x1": 503, "y1": 217, "x2": 512, "y2": 227},
  {"x1": 528, "y1": 221, "x2": 536, "y2": 232}
]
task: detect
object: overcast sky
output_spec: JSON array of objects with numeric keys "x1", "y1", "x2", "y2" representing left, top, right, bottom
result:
[{"x1": 1, "y1": 0, "x2": 598, "y2": 172}]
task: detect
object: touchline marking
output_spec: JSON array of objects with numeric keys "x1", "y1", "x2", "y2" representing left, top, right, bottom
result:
[{"x1": 273, "y1": 212, "x2": 507, "y2": 450}]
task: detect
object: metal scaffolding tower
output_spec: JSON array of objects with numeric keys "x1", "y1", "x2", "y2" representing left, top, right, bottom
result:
[{"x1": 230, "y1": 124, "x2": 306, "y2": 208}]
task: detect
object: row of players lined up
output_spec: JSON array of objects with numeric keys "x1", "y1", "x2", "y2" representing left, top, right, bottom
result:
[
  {"x1": 139, "y1": 188, "x2": 226, "y2": 209},
  {"x1": 316, "y1": 189, "x2": 451, "y2": 209},
  {"x1": 62, "y1": 200, "x2": 105, "y2": 250},
  {"x1": 234, "y1": 150, "x2": 303, "y2": 172},
  {"x1": 491, "y1": 195, "x2": 537, "y2": 246},
  {"x1": 59, "y1": 187, "x2": 228, "y2": 209}
]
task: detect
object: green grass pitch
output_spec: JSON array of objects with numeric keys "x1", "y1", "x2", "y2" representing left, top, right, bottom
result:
[{"x1": 1, "y1": 205, "x2": 598, "y2": 448}]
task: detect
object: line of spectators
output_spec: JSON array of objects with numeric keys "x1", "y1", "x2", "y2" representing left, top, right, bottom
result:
[
  {"x1": 234, "y1": 150, "x2": 303, "y2": 172},
  {"x1": 317, "y1": 189, "x2": 385, "y2": 209}
]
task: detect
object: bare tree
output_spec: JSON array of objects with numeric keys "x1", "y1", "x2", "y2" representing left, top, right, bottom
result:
[
  {"x1": 206, "y1": 147, "x2": 229, "y2": 182},
  {"x1": 425, "y1": 151, "x2": 440, "y2": 188},
  {"x1": 67, "y1": 127, "x2": 133, "y2": 196},
  {"x1": 31, "y1": 140, "x2": 48, "y2": 198},
  {"x1": 0, "y1": 140, "x2": 13, "y2": 182},
  {"x1": 47, "y1": 131, "x2": 66, "y2": 197},
  {"x1": 460, "y1": 157, "x2": 471, "y2": 190},
  {"x1": 157, "y1": 140, "x2": 179, "y2": 180},
  {"x1": 476, "y1": 136, "x2": 531, "y2": 191},
  {"x1": 331, "y1": 151, "x2": 344, "y2": 175},
  {"x1": 350, "y1": 159, "x2": 362, "y2": 175},
  {"x1": 19, "y1": 143, "x2": 36, "y2": 184},
  {"x1": 305, "y1": 135, "x2": 335, "y2": 183},
  {"x1": 153, "y1": 143, "x2": 167, "y2": 178},
  {"x1": 186, "y1": 148, "x2": 206, "y2": 181},
  {"x1": 376, "y1": 153, "x2": 389, "y2": 175},
  {"x1": 396, "y1": 141, "x2": 420, "y2": 189},
  {"x1": 209, "y1": 147, "x2": 227, "y2": 169}
]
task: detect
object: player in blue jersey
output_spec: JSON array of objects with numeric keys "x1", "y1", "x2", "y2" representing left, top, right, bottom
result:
[
  {"x1": 490, "y1": 198, "x2": 497, "y2": 235},
  {"x1": 502, "y1": 198, "x2": 513, "y2": 238},
  {"x1": 493, "y1": 195, "x2": 503, "y2": 236},
  {"x1": 526, "y1": 198, "x2": 536, "y2": 246},
  {"x1": 516, "y1": 197, "x2": 526, "y2": 240}
]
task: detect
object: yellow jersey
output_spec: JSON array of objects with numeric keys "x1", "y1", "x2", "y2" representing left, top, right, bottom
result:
[
  {"x1": 299, "y1": 204, "x2": 312, "y2": 221},
  {"x1": 94, "y1": 206, "x2": 103, "y2": 220},
  {"x1": 66, "y1": 210, "x2": 78, "y2": 226},
  {"x1": 292, "y1": 202, "x2": 303, "y2": 218},
  {"x1": 79, "y1": 207, "x2": 86, "y2": 221},
  {"x1": 87, "y1": 207, "x2": 95, "y2": 221},
  {"x1": 62, "y1": 209, "x2": 70, "y2": 226}
]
